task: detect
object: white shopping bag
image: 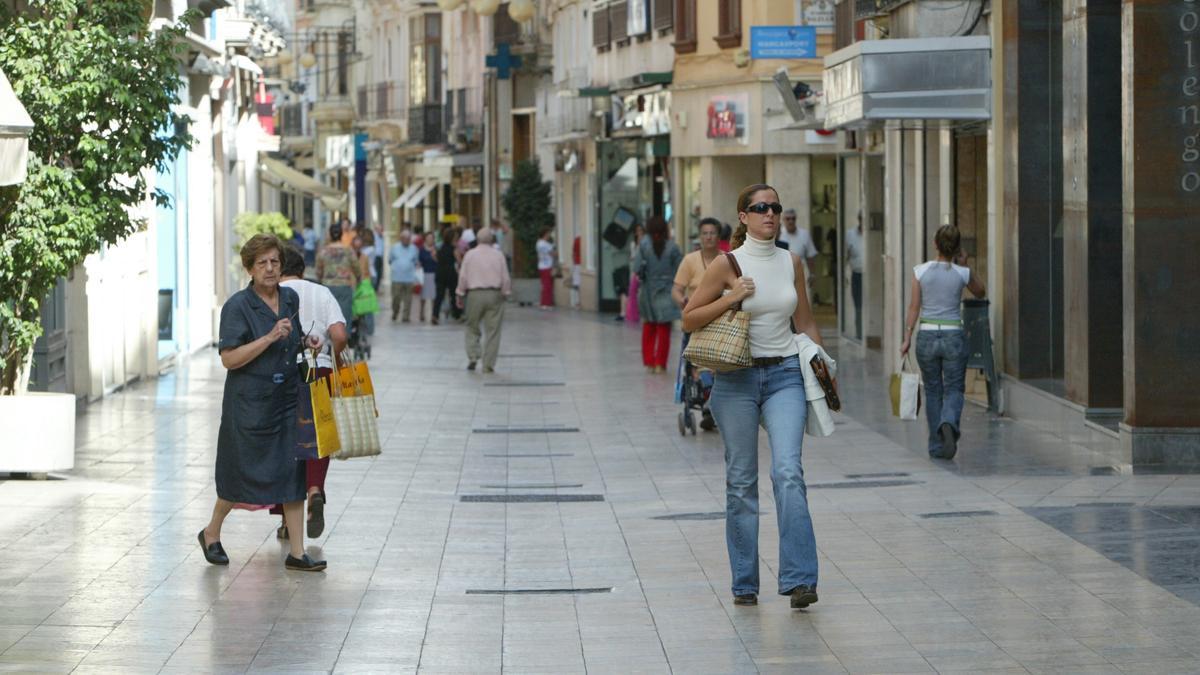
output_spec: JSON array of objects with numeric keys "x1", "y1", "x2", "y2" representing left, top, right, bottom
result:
[
  {"x1": 890, "y1": 354, "x2": 922, "y2": 421},
  {"x1": 898, "y1": 371, "x2": 921, "y2": 420}
]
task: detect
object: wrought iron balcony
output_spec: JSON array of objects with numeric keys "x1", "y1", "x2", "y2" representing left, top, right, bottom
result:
[
  {"x1": 408, "y1": 103, "x2": 444, "y2": 146},
  {"x1": 278, "y1": 102, "x2": 307, "y2": 138},
  {"x1": 357, "y1": 82, "x2": 405, "y2": 121}
]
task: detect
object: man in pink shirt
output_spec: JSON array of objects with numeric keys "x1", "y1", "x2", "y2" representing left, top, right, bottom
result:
[{"x1": 456, "y1": 228, "x2": 512, "y2": 373}]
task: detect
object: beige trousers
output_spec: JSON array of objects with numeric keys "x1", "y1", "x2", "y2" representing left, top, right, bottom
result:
[{"x1": 464, "y1": 289, "x2": 505, "y2": 369}]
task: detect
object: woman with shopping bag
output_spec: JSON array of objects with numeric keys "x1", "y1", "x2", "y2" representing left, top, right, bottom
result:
[
  {"x1": 199, "y1": 235, "x2": 327, "y2": 572},
  {"x1": 900, "y1": 225, "x2": 987, "y2": 459},
  {"x1": 270, "y1": 244, "x2": 348, "y2": 541},
  {"x1": 682, "y1": 183, "x2": 827, "y2": 611}
]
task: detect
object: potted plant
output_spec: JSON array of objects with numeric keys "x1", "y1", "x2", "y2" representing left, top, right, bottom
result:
[
  {"x1": 500, "y1": 159, "x2": 555, "y2": 305},
  {"x1": 0, "y1": 0, "x2": 192, "y2": 474}
]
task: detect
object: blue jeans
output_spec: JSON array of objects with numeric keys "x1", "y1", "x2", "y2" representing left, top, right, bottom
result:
[
  {"x1": 915, "y1": 330, "x2": 968, "y2": 457},
  {"x1": 709, "y1": 355, "x2": 818, "y2": 596}
]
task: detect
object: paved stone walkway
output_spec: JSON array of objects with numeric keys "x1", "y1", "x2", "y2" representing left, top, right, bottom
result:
[{"x1": 4, "y1": 307, "x2": 1200, "y2": 673}]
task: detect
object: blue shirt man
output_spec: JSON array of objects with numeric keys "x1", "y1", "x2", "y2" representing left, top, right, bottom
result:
[{"x1": 388, "y1": 230, "x2": 421, "y2": 322}]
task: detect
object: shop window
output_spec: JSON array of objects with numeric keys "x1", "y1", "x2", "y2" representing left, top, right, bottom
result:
[
  {"x1": 715, "y1": 0, "x2": 741, "y2": 49},
  {"x1": 653, "y1": 0, "x2": 672, "y2": 31},
  {"x1": 672, "y1": 0, "x2": 695, "y2": 53}
]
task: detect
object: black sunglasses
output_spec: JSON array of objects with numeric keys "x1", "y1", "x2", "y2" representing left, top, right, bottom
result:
[{"x1": 745, "y1": 202, "x2": 783, "y2": 215}]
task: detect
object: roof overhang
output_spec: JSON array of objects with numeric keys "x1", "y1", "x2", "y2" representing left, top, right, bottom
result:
[{"x1": 822, "y1": 36, "x2": 991, "y2": 130}]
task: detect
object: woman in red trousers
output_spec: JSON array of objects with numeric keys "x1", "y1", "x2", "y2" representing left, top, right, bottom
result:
[{"x1": 636, "y1": 217, "x2": 683, "y2": 372}]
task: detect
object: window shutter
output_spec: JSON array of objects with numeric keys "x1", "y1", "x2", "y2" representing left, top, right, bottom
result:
[
  {"x1": 672, "y1": 0, "x2": 695, "y2": 53},
  {"x1": 593, "y1": 4, "x2": 611, "y2": 48},
  {"x1": 715, "y1": 0, "x2": 741, "y2": 49},
  {"x1": 653, "y1": 0, "x2": 672, "y2": 31},
  {"x1": 611, "y1": 1, "x2": 628, "y2": 42}
]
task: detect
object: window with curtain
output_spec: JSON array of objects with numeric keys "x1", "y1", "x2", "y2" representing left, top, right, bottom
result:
[
  {"x1": 715, "y1": 0, "x2": 741, "y2": 48},
  {"x1": 409, "y1": 14, "x2": 442, "y2": 107}
]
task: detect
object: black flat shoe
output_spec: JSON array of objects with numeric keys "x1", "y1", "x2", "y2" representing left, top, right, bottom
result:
[
  {"x1": 307, "y1": 493, "x2": 325, "y2": 539},
  {"x1": 285, "y1": 553, "x2": 327, "y2": 572},
  {"x1": 788, "y1": 585, "x2": 818, "y2": 609},
  {"x1": 198, "y1": 529, "x2": 229, "y2": 566},
  {"x1": 939, "y1": 423, "x2": 958, "y2": 459},
  {"x1": 733, "y1": 594, "x2": 757, "y2": 606}
]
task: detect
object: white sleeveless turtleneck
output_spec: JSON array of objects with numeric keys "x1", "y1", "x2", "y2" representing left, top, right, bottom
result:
[{"x1": 731, "y1": 235, "x2": 799, "y2": 358}]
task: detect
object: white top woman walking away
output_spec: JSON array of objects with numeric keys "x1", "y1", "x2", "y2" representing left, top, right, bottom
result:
[{"x1": 682, "y1": 183, "x2": 826, "y2": 610}]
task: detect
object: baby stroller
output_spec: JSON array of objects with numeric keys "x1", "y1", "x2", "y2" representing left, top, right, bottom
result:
[
  {"x1": 675, "y1": 335, "x2": 716, "y2": 435},
  {"x1": 349, "y1": 315, "x2": 372, "y2": 361}
]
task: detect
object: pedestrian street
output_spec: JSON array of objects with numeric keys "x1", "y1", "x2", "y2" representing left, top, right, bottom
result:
[{"x1": 5, "y1": 308, "x2": 1200, "y2": 674}]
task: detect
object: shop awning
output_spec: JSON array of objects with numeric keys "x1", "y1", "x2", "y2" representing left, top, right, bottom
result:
[
  {"x1": 0, "y1": 68, "x2": 34, "y2": 186},
  {"x1": 823, "y1": 36, "x2": 991, "y2": 129},
  {"x1": 259, "y1": 157, "x2": 347, "y2": 211},
  {"x1": 402, "y1": 180, "x2": 439, "y2": 209},
  {"x1": 391, "y1": 180, "x2": 425, "y2": 208}
]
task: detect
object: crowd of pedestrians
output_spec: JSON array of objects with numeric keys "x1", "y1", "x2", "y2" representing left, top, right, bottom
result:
[{"x1": 202, "y1": 192, "x2": 982, "y2": 622}]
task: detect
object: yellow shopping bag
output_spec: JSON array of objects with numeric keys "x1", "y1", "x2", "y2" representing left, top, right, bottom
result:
[{"x1": 311, "y1": 376, "x2": 341, "y2": 458}]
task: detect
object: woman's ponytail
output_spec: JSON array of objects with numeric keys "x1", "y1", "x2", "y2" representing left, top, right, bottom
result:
[{"x1": 730, "y1": 222, "x2": 748, "y2": 250}]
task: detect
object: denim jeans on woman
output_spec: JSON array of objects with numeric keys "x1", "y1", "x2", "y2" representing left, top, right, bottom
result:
[
  {"x1": 709, "y1": 355, "x2": 818, "y2": 596},
  {"x1": 915, "y1": 330, "x2": 968, "y2": 457}
]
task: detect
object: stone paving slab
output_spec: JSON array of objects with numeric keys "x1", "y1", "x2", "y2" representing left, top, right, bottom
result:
[{"x1": 2, "y1": 307, "x2": 1200, "y2": 672}]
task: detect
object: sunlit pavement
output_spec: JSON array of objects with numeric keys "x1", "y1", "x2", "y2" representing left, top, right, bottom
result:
[{"x1": 4, "y1": 306, "x2": 1200, "y2": 673}]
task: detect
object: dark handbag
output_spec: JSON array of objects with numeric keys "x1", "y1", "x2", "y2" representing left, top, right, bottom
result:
[{"x1": 809, "y1": 355, "x2": 841, "y2": 412}]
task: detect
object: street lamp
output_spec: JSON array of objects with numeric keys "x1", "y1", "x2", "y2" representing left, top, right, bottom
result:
[
  {"x1": 471, "y1": 0, "x2": 501, "y2": 16},
  {"x1": 299, "y1": 50, "x2": 317, "y2": 70},
  {"x1": 508, "y1": 0, "x2": 534, "y2": 22}
]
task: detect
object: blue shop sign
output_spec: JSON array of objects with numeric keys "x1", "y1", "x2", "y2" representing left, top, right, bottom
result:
[{"x1": 749, "y1": 26, "x2": 817, "y2": 59}]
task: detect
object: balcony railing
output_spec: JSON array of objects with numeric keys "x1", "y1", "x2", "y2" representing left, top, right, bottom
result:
[
  {"x1": 357, "y1": 82, "x2": 405, "y2": 121},
  {"x1": 278, "y1": 102, "x2": 306, "y2": 138},
  {"x1": 444, "y1": 86, "x2": 483, "y2": 146},
  {"x1": 408, "y1": 103, "x2": 444, "y2": 146},
  {"x1": 855, "y1": 0, "x2": 914, "y2": 19}
]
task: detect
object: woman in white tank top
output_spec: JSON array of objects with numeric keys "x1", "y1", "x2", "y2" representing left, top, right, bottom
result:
[{"x1": 682, "y1": 184, "x2": 825, "y2": 610}]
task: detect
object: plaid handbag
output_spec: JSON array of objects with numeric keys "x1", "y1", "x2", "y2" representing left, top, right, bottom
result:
[{"x1": 682, "y1": 253, "x2": 753, "y2": 372}]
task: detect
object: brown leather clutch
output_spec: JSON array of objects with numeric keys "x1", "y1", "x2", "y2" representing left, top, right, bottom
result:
[{"x1": 809, "y1": 355, "x2": 841, "y2": 412}]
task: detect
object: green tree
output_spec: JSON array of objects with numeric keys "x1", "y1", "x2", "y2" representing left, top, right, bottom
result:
[
  {"x1": 234, "y1": 212, "x2": 294, "y2": 250},
  {"x1": 0, "y1": 0, "x2": 193, "y2": 394},
  {"x1": 500, "y1": 159, "x2": 554, "y2": 278}
]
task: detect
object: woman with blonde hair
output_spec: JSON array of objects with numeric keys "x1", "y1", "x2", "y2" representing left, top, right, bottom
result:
[{"x1": 682, "y1": 184, "x2": 824, "y2": 608}]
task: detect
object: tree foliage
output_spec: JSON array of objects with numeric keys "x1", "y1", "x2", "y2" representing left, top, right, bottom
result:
[
  {"x1": 500, "y1": 160, "x2": 554, "y2": 278},
  {"x1": 0, "y1": 0, "x2": 193, "y2": 394},
  {"x1": 234, "y1": 212, "x2": 294, "y2": 250}
]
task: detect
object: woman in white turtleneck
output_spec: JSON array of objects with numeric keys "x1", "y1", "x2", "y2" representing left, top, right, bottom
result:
[{"x1": 682, "y1": 183, "x2": 825, "y2": 611}]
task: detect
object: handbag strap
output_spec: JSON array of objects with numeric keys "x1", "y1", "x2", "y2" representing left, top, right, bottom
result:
[{"x1": 725, "y1": 252, "x2": 744, "y2": 313}]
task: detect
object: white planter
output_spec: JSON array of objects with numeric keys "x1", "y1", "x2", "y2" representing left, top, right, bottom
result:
[{"x1": 0, "y1": 393, "x2": 75, "y2": 473}]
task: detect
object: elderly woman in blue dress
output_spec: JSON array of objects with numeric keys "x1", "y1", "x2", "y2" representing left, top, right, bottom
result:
[{"x1": 198, "y1": 234, "x2": 327, "y2": 572}]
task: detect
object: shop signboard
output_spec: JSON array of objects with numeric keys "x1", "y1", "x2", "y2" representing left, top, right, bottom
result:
[
  {"x1": 627, "y1": 0, "x2": 649, "y2": 36},
  {"x1": 750, "y1": 26, "x2": 817, "y2": 60},
  {"x1": 706, "y1": 93, "x2": 749, "y2": 142},
  {"x1": 797, "y1": 0, "x2": 835, "y2": 31},
  {"x1": 452, "y1": 165, "x2": 482, "y2": 194}
]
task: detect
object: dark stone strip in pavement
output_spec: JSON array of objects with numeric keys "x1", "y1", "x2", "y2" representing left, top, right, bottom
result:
[
  {"x1": 472, "y1": 427, "x2": 580, "y2": 434},
  {"x1": 844, "y1": 472, "x2": 912, "y2": 479},
  {"x1": 482, "y1": 453, "x2": 575, "y2": 458},
  {"x1": 919, "y1": 510, "x2": 999, "y2": 519},
  {"x1": 808, "y1": 479, "x2": 924, "y2": 489},
  {"x1": 466, "y1": 587, "x2": 612, "y2": 595},
  {"x1": 478, "y1": 483, "x2": 584, "y2": 489},
  {"x1": 482, "y1": 382, "x2": 566, "y2": 387},
  {"x1": 459, "y1": 494, "x2": 604, "y2": 503},
  {"x1": 497, "y1": 353, "x2": 556, "y2": 358},
  {"x1": 651, "y1": 512, "x2": 726, "y2": 521}
]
